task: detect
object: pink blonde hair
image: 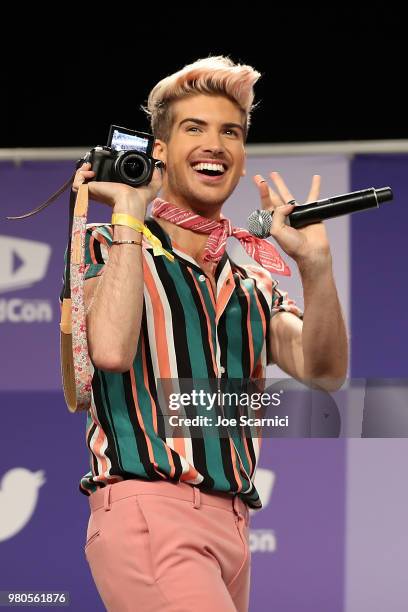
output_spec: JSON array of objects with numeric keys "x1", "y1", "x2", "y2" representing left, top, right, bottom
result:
[{"x1": 145, "y1": 56, "x2": 261, "y2": 141}]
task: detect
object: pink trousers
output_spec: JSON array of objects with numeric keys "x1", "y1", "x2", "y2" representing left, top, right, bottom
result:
[{"x1": 84, "y1": 479, "x2": 251, "y2": 612}]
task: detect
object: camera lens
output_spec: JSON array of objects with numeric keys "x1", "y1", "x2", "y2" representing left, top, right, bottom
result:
[
  {"x1": 116, "y1": 151, "x2": 149, "y2": 185},
  {"x1": 123, "y1": 156, "x2": 145, "y2": 179}
]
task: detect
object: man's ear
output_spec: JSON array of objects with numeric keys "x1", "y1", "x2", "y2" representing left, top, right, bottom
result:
[
  {"x1": 241, "y1": 167, "x2": 246, "y2": 177},
  {"x1": 153, "y1": 139, "x2": 167, "y2": 165}
]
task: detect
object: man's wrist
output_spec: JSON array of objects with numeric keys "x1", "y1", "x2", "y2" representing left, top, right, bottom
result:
[
  {"x1": 112, "y1": 225, "x2": 142, "y2": 241},
  {"x1": 112, "y1": 198, "x2": 146, "y2": 240},
  {"x1": 297, "y1": 251, "x2": 333, "y2": 280},
  {"x1": 113, "y1": 195, "x2": 148, "y2": 219}
]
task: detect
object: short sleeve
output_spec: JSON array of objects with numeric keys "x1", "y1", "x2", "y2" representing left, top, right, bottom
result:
[
  {"x1": 234, "y1": 262, "x2": 303, "y2": 321},
  {"x1": 271, "y1": 279, "x2": 303, "y2": 320},
  {"x1": 59, "y1": 224, "x2": 113, "y2": 304},
  {"x1": 84, "y1": 224, "x2": 113, "y2": 280}
]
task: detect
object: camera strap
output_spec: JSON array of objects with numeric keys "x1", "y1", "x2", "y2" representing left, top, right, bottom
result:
[
  {"x1": 60, "y1": 183, "x2": 93, "y2": 413},
  {"x1": 6, "y1": 173, "x2": 76, "y2": 220},
  {"x1": 6, "y1": 162, "x2": 92, "y2": 412},
  {"x1": 7, "y1": 161, "x2": 172, "y2": 414}
]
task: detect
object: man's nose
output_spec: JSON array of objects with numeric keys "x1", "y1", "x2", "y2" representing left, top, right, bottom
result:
[
  {"x1": 204, "y1": 145, "x2": 224, "y2": 154},
  {"x1": 201, "y1": 131, "x2": 225, "y2": 155}
]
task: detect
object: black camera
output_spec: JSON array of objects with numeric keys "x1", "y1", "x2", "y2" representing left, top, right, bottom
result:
[{"x1": 84, "y1": 125, "x2": 161, "y2": 187}]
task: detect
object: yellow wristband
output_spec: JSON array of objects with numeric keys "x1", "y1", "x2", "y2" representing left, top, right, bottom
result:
[
  {"x1": 111, "y1": 213, "x2": 174, "y2": 262},
  {"x1": 111, "y1": 213, "x2": 145, "y2": 233}
]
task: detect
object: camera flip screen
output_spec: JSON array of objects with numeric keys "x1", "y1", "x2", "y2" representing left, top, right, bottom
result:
[{"x1": 111, "y1": 129, "x2": 149, "y2": 153}]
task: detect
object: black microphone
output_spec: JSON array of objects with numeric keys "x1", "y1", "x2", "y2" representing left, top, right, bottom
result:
[{"x1": 247, "y1": 187, "x2": 393, "y2": 237}]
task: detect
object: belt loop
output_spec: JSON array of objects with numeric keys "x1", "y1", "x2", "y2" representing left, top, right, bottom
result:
[
  {"x1": 193, "y1": 487, "x2": 201, "y2": 509},
  {"x1": 103, "y1": 484, "x2": 112, "y2": 511}
]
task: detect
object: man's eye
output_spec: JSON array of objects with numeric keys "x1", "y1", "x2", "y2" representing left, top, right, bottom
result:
[
  {"x1": 187, "y1": 126, "x2": 201, "y2": 133},
  {"x1": 224, "y1": 129, "x2": 238, "y2": 137}
]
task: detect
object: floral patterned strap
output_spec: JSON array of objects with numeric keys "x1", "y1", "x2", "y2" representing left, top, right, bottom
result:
[{"x1": 69, "y1": 183, "x2": 92, "y2": 411}]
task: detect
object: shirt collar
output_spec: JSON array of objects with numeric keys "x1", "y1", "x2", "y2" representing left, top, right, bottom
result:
[{"x1": 144, "y1": 216, "x2": 230, "y2": 277}]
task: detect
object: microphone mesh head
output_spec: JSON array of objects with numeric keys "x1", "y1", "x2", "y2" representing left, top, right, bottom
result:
[{"x1": 247, "y1": 209, "x2": 272, "y2": 238}]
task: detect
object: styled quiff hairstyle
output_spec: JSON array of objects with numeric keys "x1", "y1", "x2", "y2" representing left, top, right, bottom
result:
[{"x1": 145, "y1": 56, "x2": 261, "y2": 142}]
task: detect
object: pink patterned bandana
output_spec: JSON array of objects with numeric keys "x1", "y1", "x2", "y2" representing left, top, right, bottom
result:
[{"x1": 151, "y1": 198, "x2": 291, "y2": 276}]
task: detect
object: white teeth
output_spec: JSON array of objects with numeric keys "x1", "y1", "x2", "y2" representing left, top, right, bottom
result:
[{"x1": 192, "y1": 162, "x2": 225, "y2": 173}]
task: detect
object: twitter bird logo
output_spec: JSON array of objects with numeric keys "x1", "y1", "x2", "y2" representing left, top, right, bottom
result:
[{"x1": 0, "y1": 468, "x2": 46, "y2": 542}]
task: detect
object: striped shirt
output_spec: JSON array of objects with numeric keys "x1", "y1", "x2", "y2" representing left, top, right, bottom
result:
[{"x1": 68, "y1": 218, "x2": 302, "y2": 509}]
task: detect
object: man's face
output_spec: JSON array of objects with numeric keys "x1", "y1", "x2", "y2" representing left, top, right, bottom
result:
[{"x1": 154, "y1": 94, "x2": 246, "y2": 214}]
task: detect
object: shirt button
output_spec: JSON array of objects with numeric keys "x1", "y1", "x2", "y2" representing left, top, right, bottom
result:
[{"x1": 198, "y1": 274, "x2": 206, "y2": 282}]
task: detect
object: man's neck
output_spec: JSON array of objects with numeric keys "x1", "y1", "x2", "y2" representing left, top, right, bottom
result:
[
  {"x1": 153, "y1": 192, "x2": 221, "y2": 264},
  {"x1": 154, "y1": 217, "x2": 209, "y2": 263}
]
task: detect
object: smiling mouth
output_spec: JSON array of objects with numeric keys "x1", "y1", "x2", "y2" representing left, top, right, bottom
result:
[{"x1": 190, "y1": 162, "x2": 227, "y2": 181}]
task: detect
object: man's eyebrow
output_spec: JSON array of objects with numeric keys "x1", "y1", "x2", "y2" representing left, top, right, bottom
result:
[
  {"x1": 178, "y1": 118, "x2": 244, "y2": 133},
  {"x1": 223, "y1": 122, "x2": 245, "y2": 133},
  {"x1": 178, "y1": 118, "x2": 207, "y2": 127}
]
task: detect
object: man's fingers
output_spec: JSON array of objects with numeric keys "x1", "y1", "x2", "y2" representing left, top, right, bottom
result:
[
  {"x1": 269, "y1": 204, "x2": 296, "y2": 238},
  {"x1": 73, "y1": 162, "x2": 95, "y2": 192},
  {"x1": 306, "y1": 175, "x2": 321, "y2": 203},
  {"x1": 270, "y1": 171, "x2": 296, "y2": 204},
  {"x1": 270, "y1": 203, "x2": 295, "y2": 229},
  {"x1": 253, "y1": 175, "x2": 282, "y2": 210}
]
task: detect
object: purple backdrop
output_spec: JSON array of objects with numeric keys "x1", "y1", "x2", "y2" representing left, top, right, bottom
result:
[
  {"x1": 351, "y1": 154, "x2": 408, "y2": 377},
  {"x1": 345, "y1": 154, "x2": 408, "y2": 612},
  {"x1": 0, "y1": 159, "x2": 347, "y2": 611},
  {"x1": 251, "y1": 439, "x2": 345, "y2": 611},
  {"x1": 2, "y1": 154, "x2": 404, "y2": 610},
  {"x1": 0, "y1": 391, "x2": 103, "y2": 610},
  {"x1": 0, "y1": 161, "x2": 110, "y2": 390}
]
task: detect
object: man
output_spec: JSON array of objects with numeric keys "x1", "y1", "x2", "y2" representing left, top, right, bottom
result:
[{"x1": 72, "y1": 56, "x2": 348, "y2": 611}]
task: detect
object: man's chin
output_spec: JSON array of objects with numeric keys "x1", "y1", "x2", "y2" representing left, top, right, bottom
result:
[{"x1": 187, "y1": 184, "x2": 233, "y2": 210}]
